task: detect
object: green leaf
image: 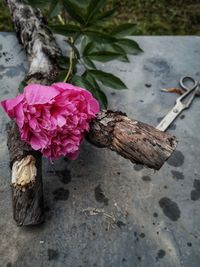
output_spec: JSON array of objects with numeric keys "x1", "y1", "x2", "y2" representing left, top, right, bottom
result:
[
  {"x1": 72, "y1": 74, "x2": 108, "y2": 108},
  {"x1": 83, "y1": 42, "x2": 95, "y2": 56},
  {"x1": 49, "y1": 1, "x2": 62, "y2": 18},
  {"x1": 84, "y1": 30, "x2": 117, "y2": 43},
  {"x1": 87, "y1": 0, "x2": 107, "y2": 22},
  {"x1": 83, "y1": 57, "x2": 96, "y2": 69},
  {"x1": 51, "y1": 24, "x2": 81, "y2": 36},
  {"x1": 25, "y1": 0, "x2": 50, "y2": 7},
  {"x1": 57, "y1": 55, "x2": 70, "y2": 70},
  {"x1": 63, "y1": 0, "x2": 86, "y2": 24},
  {"x1": 84, "y1": 72, "x2": 108, "y2": 108},
  {"x1": 66, "y1": 40, "x2": 80, "y2": 59},
  {"x1": 111, "y1": 23, "x2": 137, "y2": 37},
  {"x1": 18, "y1": 80, "x2": 27, "y2": 93},
  {"x1": 117, "y1": 39, "x2": 143, "y2": 55},
  {"x1": 55, "y1": 70, "x2": 67, "y2": 82},
  {"x1": 108, "y1": 44, "x2": 129, "y2": 62},
  {"x1": 90, "y1": 8, "x2": 116, "y2": 24},
  {"x1": 87, "y1": 51, "x2": 122, "y2": 62},
  {"x1": 71, "y1": 75, "x2": 92, "y2": 90},
  {"x1": 81, "y1": 36, "x2": 89, "y2": 54},
  {"x1": 88, "y1": 70, "x2": 127, "y2": 89}
]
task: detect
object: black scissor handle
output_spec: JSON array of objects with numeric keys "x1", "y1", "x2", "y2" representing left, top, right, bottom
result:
[{"x1": 179, "y1": 76, "x2": 198, "y2": 91}]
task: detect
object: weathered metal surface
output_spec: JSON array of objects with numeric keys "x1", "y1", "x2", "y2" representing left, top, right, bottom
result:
[{"x1": 0, "y1": 33, "x2": 200, "y2": 267}]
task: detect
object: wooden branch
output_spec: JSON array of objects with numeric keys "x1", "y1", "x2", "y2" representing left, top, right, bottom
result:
[
  {"x1": 7, "y1": 123, "x2": 44, "y2": 225},
  {"x1": 88, "y1": 111, "x2": 177, "y2": 170},
  {"x1": 6, "y1": 0, "x2": 177, "y2": 226},
  {"x1": 6, "y1": 0, "x2": 61, "y2": 226}
]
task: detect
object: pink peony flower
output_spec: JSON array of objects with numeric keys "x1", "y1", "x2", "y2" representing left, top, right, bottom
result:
[{"x1": 1, "y1": 83, "x2": 99, "y2": 159}]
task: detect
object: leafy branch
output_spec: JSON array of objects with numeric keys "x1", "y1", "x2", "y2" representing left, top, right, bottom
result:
[{"x1": 25, "y1": 0, "x2": 143, "y2": 108}]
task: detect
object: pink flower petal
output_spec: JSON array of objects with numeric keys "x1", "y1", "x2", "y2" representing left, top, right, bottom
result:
[
  {"x1": 66, "y1": 149, "x2": 80, "y2": 160},
  {"x1": 30, "y1": 133, "x2": 49, "y2": 150},
  {"x1": 1, "y1": 94, "x2": 24, "y2": 118},
  {"x1": 15, "y1": 103, "x2": 25, "y2": 128},
  {"x1": 25, "y1": 84, "x2": 60, "y2": 105}
]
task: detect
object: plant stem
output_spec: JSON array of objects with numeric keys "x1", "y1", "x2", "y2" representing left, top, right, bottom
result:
[
  {"x1": 63, "y1": 37, "x2": 73, "y2": 82},
  {"x1": 57, "y1": 14, "x2": 74, "y2": 83},
  {"x1": 57, "y1": 14, "x2": 65, "y2": 25}
]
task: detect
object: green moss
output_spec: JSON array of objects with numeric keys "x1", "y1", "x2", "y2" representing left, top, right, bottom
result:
[
  {"x1": 0, "y1": 0, "x2": 199, "y2": 34},
  {"x1": 110, "y1": 0, "x2": 200, "y2": 35},
  {"x1": 0, "y1": 1, "x2": 13, "y2": 31}
]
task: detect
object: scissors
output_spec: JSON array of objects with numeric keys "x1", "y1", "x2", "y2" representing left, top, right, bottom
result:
[{"x1": 156, "y1": 76, "x2": 199, "y2": 131}]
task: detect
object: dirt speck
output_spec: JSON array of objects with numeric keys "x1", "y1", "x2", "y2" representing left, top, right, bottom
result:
[
  {"x1": 153, "y1": 212, "x2": 158, "y2": 217},
  {"x1": 180, "y1": 114, "x2": 185, "y2": 119},
  {"x1": 145, "y1": 83, "x2": 152, "y2": 88},
  {"x1": 139, "y1": 233, "x2": 145, "y2": 238},
  {"x1": 116, "y1": 220, "x2": 126, "y2": 228},
  {"x1": 156, "y1": 249, "x2": 166, "y2": 260},
  {"x1": 94, "y1": 185, "x2": 109, "y2": 205},
  {"x1": 142, "y1": 175, "x2": 151, "y2": 182}
]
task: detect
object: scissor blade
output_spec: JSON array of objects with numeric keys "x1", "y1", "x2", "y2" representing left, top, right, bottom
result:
[{"x1": 156, "y1": 102, "x2": 184, "y2": 131}]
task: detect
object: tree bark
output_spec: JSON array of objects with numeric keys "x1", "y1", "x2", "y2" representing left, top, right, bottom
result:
[
  {"x1": 6, "y1": 0, "x2": 61, "y2": 226},
  {"x1": 88, "y1": 110, "x2": 177, "y2": 170},
  {"x1": 5, "y1": 0, "x2": 177, "y2": 226}
]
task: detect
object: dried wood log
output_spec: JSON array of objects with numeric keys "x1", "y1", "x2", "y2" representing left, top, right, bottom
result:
[
  {"x1": 6, "y1": 0, "x2": 61, "y2": 226},
  {"x1": 5, "y1": 0, "x2": 177, "y2": 226},
  {"x1": 88, "y1": 111, "x2": 177, "y2": 170}
]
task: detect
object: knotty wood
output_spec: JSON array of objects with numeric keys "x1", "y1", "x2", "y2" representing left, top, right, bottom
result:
[
  {"x1": 6, "y1": 0, "x2": 177, "y2": 226},
  {"x1": 88, "y1": 110, "x2": 177, "y2": 170},
  {"x1": 6, "y1": 0, "x2": 61, "y2": 226}
]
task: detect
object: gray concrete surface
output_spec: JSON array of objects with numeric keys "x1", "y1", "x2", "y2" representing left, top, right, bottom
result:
[{"x1": 0, "y1": 33, "x2": 200, "y2": 267}]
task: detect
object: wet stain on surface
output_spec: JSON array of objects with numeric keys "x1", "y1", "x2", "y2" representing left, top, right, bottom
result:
[
  {"x1": 159, "y1": 197, "x2": 181, "y2": 221},
  {"x1": 190, "y1": 179, "x2": 200, "y2": 201},
  {"x1": 3, "y1": 90, "x2": 9, "y2": 95},
  {"x1": 156, "y1": 249, "x2": 166, "y2": 261},
  {"x1": 171, "y1": 170, "x2": 184, "y2": 180},
  {"x1": 167, "y1": 150, "x2": 184, "y2": 167},
  {"x1": 142, "y1": 175, "x2": 151, "y2": 182},
  {"x1": 48, "y1": 249, "x2": 59, "y2": 261},
  {"x1": 0, "y1": 63, "x2": 25, "y2": 77},
  {"x1": 56, "y1": 168, "x2": 71, "y2": 184},
  {"x1": 134, "y1": 164, "x2": 144, "y2": 171},
  {"x1": 144, "y1": 58, "x2": 170, "y2": 77},
  {"x1": 53, "y1": 188, "x2": 69, "y2": 201},
  {"x1": 94, "y1": 185, "x2": 109, "y2": 205},
  {"x1": 169, "y1": 124, "x2": 176, "y2": 130}
]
